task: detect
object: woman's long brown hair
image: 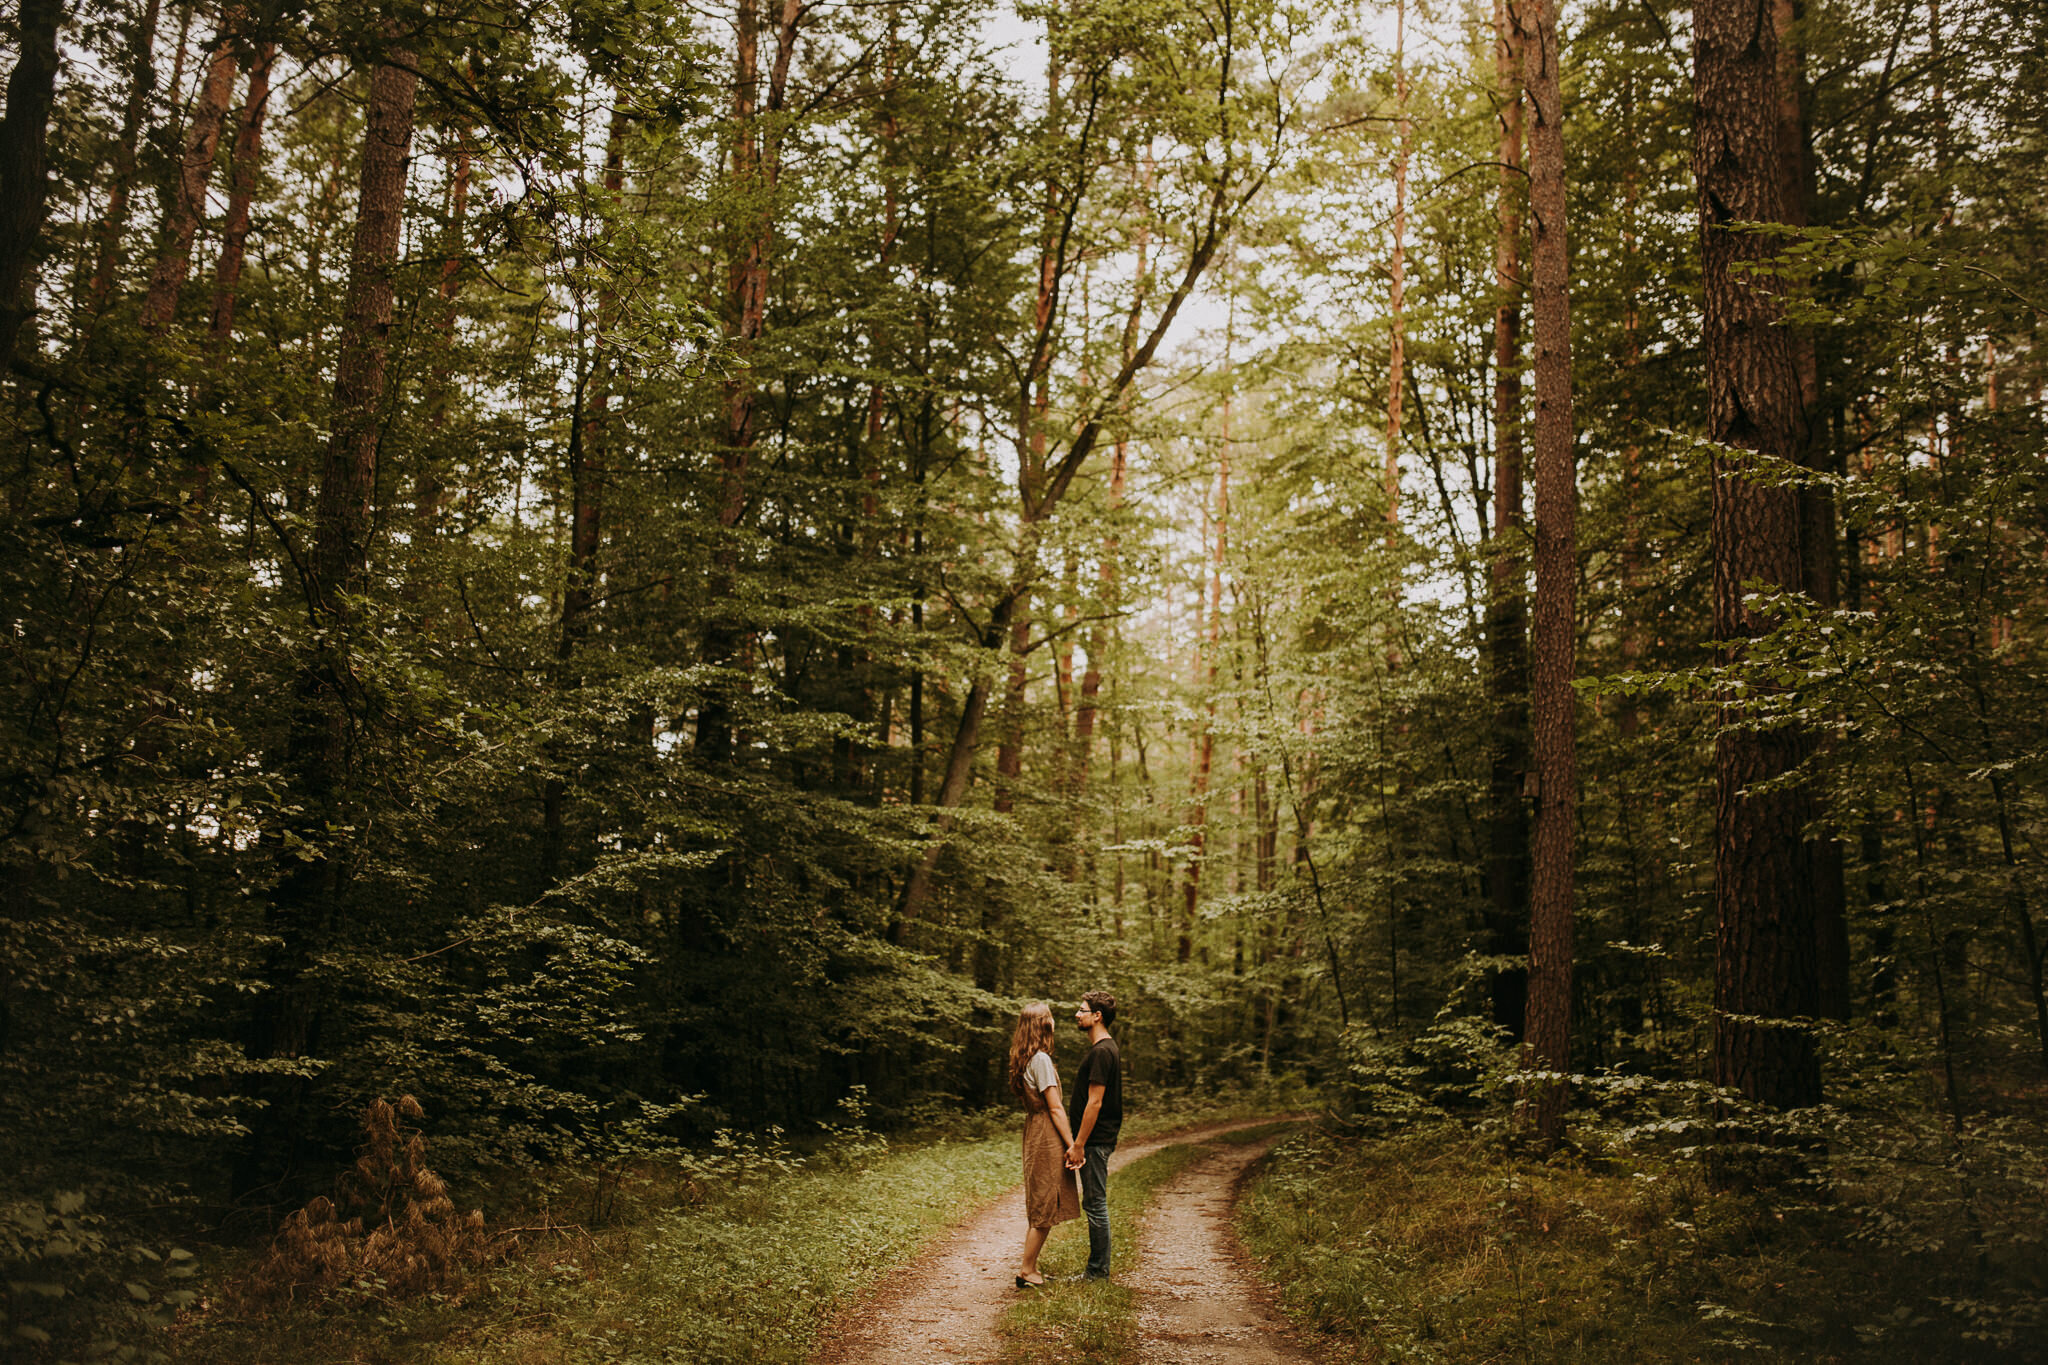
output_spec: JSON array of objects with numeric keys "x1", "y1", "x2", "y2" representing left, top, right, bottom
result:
[{"x1": 1008, "y1": 1002, "x2": 1056, "y2": 1100}]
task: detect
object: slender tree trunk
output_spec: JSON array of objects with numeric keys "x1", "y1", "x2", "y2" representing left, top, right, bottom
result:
[
  {"x1": 1768, "y1": 0, "x2": 1851, "y2": 1024},
  {"x1": 1383, "y1": 0, "x2": 1409, "y2": 533},
  {"x1": 239, "y1": 44, "x2": 418, "y2": 1192},
  {"x1": 0, "y1": 0, "x2": 63, "y2": 369},
  {"x1": 542, "y1": 108, "x2": 627, "y2": 881},
  {"x1": 1514, "y1": 0, "x2": 1576, "y2": 1146},
  {"x1": 991, "y1": 46, "x2": 1068, "y2": 818},
  {"x1": 273, "y1": 40, "x2": 417, "y2": 833},
  {"x1": 1071, "y1": 432, "x2": 1124, "y2": 798},
  {"x1": 1485, "y1": 0, "x2": 1531, "y2": 1041},
  {"x1": 1695, "y1": 0, "x2": 1822, "y2": 1117},
  {"x1": 895, "y1": 583, "x2": 1027, "y2": 927},
  {"x1": 1181, "y1": 391, "x2": 1230, "y2": 963},
  {"x1": 414, "y1": 128, "x2": 473, "y2": 546},
  {"x1": 856, "y1": 26, "x2": 902, "y2": 797},
  {"x1": 908, "y1": 452, "x2": 927, "y2": 807},
  {"x1": 308, "y1": 50, "x2": 416, "y2": 619},
  {"x1": 898, "y1": 41, "x2": 1242, "y2": 926},
  {"x1": 992, "y1": 606, "x2": 1031, "y2": 814},
  {"x1": 1617, "y1": 69, "x2": 1645, "y2": 741},
  {"x1": 1072, "y1": 150, "x2": 1152, "y2": 814},
  {"x1": 699, "y1": 0, "x2": 805, "y2": 763},
  {"x1": 85, "y1": 0, "x2": 162, "y2": 323},
  {"x1": 209, "y1": 39, "x2": 278, "y2": 339},
  {"x1": 141, "y1": 14, "x2": 241, "y2": 331}
]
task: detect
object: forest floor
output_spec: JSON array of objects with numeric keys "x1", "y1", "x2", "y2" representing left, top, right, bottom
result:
[
  {"x1": 1235, "y1": 1117, "x2": 2048, "y2": 1364},
  {"x1": 173, "y1": 1099, "x2": 1305, "y2": 1365},
  {"x1": 813, "y1": 1116, "x2": 1312, "y2": 1365},
  {"x1": 173, "y1": 1095, "x2": 2047, "y2": 1364}
]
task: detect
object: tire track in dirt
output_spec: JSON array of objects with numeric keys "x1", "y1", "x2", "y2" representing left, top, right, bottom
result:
[
  {"x1": 811, "y1": 1118, "x2": 1303, "y2": 1365},
  {"x1": 1128, "y1": 1132, "x2": 1319, "y2": 1363}
]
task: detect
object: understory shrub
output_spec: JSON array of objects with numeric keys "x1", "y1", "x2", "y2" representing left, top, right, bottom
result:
[{"x1": 234, "y1": 1098, "x2": 489, "y2": 1309}]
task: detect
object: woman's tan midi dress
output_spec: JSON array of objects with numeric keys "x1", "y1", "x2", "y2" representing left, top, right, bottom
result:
[{"x1": 1022, "y1": 1051, "x2": 1081, "y2": 1229}]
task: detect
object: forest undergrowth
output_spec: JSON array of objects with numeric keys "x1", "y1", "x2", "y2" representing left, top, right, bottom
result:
[
  {"x1": 1237, "y1": 1033, "x2": 2048, "y2": 1364},
  {"x1": 169, "y1": 1091, "x2": 1293, "y2": 1365},
  {"x1": 175, "y1": 1109, "x2": 1016, "y2": 1365}
]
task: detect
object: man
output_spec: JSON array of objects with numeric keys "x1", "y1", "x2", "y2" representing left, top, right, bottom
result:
[{"x1": 1063, "y1": 990, "x2": 1122, "y2": 1281}]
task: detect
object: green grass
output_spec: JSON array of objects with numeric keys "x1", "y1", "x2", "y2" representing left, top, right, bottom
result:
[
  {"x1": 995, "y1": 1142, "x2": 1213, "y2": 1365},
  {"x1": 1236, "y1": 1122, "x2": 2048, "y2": 1364},
  {"x1": 177, "y1": 1132, "x2": 1024, "y2": 1365},
  {"x1": 170, "y1": 1095, "x2": 1319, "y2": 1365},
  {"x1": 1205, "y1": 1119, "x2": 1308, "y2": 1146}
]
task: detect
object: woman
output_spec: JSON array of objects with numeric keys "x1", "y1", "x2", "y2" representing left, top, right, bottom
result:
[{"x1": 1008, "y1": 1001, "x2": 1080, "y2": 1287}]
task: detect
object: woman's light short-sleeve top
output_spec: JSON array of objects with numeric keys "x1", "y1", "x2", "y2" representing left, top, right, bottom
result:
[{"x1": 1024, "y1": 1050, "x2": 1060, "y2": 1096}]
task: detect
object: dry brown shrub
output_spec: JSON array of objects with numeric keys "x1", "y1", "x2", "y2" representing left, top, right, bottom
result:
[{"x1": 234, "y1": 1096, "x2": 490, "y2": 1310}]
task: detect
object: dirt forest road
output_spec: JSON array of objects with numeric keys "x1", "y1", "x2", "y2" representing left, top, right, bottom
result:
[
  {"x1": 812, "y1": 1118, "x2": 1316, "y2": 1365},
  {"x1": 1128, "y1": 1132, "x2": 1318, "y2": 1364}
]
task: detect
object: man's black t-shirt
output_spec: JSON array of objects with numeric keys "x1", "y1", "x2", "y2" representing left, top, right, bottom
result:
[{"x1": 1074, "y1": 1036, "x2": 1123, "y2": 1147}]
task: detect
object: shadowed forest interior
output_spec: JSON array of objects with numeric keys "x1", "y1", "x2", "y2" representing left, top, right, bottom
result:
[{"x1": 2, "y1": 0, "x2": 2046, "y2": 1358}]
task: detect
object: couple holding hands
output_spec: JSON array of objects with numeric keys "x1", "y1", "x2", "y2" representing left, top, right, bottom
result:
[{"x1": 1006, "y1": 991, "x2": 1123, "y2": 1288}]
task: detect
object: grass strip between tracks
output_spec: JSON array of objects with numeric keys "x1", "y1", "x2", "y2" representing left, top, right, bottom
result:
[{"x1": 995, "y1": 1141, "x2": 1211, "y2": 1365}]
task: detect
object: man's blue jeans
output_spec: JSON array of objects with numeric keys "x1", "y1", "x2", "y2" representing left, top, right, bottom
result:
[{"x1": 1080, "y1": 1143, "x2": 1114, "y2": 1278}]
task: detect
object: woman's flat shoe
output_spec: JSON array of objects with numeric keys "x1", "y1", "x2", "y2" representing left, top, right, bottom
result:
[{"x1": 1015, "y1": 1275, "x2": 1044, "y2": 1289}]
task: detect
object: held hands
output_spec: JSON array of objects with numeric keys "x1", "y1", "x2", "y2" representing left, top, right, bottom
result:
[{"x1": 1064, "y1": 1143, "x2": 1084, "y2": 1169}]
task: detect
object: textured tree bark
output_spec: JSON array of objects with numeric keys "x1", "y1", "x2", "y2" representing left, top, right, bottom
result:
[
  {"x1": 307, "y1": 51, "x2": 418, "y2": 620},
  {"x1": 1514, "y1": 0, "x2": 1575, "y2": 1146},
  {"x1": 85, "y1": 0, "x2": 162, "y2": 323},
  {"x1": 209, "y1": 39, "x2": 278, "y2": 339},
  {"x1": 1694, "y1": 0, "x2": 1822, "y2": 1117},
  {"x1": 0, "y1": 0, "x2": 63, "y2": 369},
  {"x1": 141, "y1": 15, "x2": 241, "y2": 331},
  {"x1": 1484, "y1": 0, "x2": 1530, "y2": 1042}
]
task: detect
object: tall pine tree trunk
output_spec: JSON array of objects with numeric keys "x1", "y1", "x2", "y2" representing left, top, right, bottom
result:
[
  {"x1": 1515, "y1": 0, "x2": 1576, "y2": 1145},
  {"x1": 1695, "y1": 0, "x2": 1822, "y2": 1117},
  {"x1": 238, "y1": 42, "x2": 418, "y2": 1194},
  {"x1": 0, "y1": 0, "x2": 63, "y2": 369},
  {"x1": 1485, "y1": 0, "x2": 1531, "y2": 1041}
]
